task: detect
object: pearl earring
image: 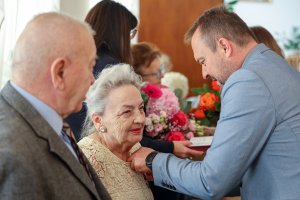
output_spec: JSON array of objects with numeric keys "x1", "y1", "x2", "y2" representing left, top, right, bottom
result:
[{"x1": 99, "y1": 125, "x2": 107, "y2": 133}]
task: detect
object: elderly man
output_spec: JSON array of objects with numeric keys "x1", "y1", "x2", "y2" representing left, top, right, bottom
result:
[
  {"x1": 129, "y1": 5, "x2": 300, "y2": 200},
  {"x1": 0, "y1": 12, "x2": 110, "y2": 200}
]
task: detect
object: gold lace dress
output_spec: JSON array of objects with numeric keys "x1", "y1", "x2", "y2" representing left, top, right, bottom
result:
[{"x1": 78, "y1": 137, "x2": 154, "y2": 200}]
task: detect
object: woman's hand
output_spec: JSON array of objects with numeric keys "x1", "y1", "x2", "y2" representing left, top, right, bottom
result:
[{"x1": 173, "y1": 140, "x2": 204, "y2": 160}]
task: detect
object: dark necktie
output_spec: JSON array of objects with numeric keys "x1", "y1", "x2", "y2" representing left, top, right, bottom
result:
[{"x1": 62, "y1": 123, "x2": 94, "y2": 181}]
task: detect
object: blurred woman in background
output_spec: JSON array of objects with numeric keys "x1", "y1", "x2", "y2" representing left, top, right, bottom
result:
[
  {"x1": 250, "y1": 26, "x2": 284, "y2": 58},
  {"x1": 65, "y1": 0, "x2": 138, "y2": 139}
]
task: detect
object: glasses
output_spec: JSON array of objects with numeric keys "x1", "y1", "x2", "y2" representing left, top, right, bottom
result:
[
  {"x1": 160, "y1": 64, "x2": 170, "y2": 74},
  {"x1": 141, "y1": 65, "x2": 167, "y2": 79},
  {"x1": 130, "y1": 28, "x2": 137, "y2": 39},
  {"x1": 141, "y1": 67, "x2": 163, "y2": 79}
]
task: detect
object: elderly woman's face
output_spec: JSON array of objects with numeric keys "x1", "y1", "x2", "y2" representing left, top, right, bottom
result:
[{"x1": 100, "y1": 85, "x2": 145, "y2": 147}]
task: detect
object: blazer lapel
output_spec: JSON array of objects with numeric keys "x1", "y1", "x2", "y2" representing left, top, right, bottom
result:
[{"x1": 1, "y1": 82, "x2": 101, "y2": 199}]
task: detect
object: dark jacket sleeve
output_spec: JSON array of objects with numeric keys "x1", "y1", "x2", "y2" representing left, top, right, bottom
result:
[{"x1": 140, "y1": 137, "x2": 174, "y2": 153}]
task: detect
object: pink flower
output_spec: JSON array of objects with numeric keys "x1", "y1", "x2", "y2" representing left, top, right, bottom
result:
[
  {"x1": 188, "y1": 120, "x2": 197, "y2": 132},
  {"x1": 185, "y1": 132, "x2": 195, "y2": 139},
  {"x1": 146, "y1": 87, "x2": 180, "y2": 118},
  {"x1": 149, "y1": 113, "x2": 160, "y2": 124},
  {"x1": 145, "y1": 124, "x2": 154, "y2": 132},
  {"x1": 141, "y1": 84, "x2": 162, "y2": 98},
  {"x1": 154, "y1": 124, "x2": 163, "y2": 133},
  {"x1": 165, "y1": 131, "x2": 186, "y2": 141},
  {"x1": 145, "y1": 117, "x2": 153, "y2": 126}
]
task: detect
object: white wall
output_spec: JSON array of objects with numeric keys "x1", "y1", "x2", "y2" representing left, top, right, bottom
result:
[
  {"x1": 60, "y1": 0, "x2": 89, "y2": 21},
  {"x1": 225, "y1": 0, "x2": 300, "y2": 55}
]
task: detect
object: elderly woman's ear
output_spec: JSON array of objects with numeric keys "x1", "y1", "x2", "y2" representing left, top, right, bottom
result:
[
  {"x1": 92, "y1": 113, "x2": 107, "y2": 133},
  {"x1": 92, "y1": 113, "x2": 102, "y2": 130}
]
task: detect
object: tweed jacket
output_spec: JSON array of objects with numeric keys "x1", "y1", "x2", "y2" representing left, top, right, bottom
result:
[{"x1": 0, "y1": 82, "x2": 111, "y2": 200}]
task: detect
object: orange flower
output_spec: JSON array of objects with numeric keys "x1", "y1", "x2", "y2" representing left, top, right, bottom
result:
[
  {"x1": 199, "y1": 92, "x2": 218, "y2": 110},
  {"x1": 194, "y1": 109, "x2": 205, "y2": 119}
]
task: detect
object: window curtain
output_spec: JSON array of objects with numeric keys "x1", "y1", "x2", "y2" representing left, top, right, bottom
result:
[{"x1": 0, "y1": 0, "x2": 60, "y2": 87}]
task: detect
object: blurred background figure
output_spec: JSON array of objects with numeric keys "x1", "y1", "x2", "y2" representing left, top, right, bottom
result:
[
  {"x1": 250, "y1": 26, "x2": 284, "y2": 58},
  {"x1": 132, "y1": 41, "x2": 200, "y2": 200},
  {"x1": 160, "y1": 52, "x2": 174, "y2": 74},
  {"x1": 85, "y1": 0, "x2": 138, "y2": 76},
  {"x1": 65, "y1": 0, "x2": 138, "y2": 140},
  {"x1": 131, "y1": 42, "x2": 163, "y2": 85},
  {"x1": 79, "y1": 64, "x2": 153, "y2": 200}
]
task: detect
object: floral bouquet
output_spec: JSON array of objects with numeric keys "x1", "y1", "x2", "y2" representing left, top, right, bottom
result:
[
  {"x1": 141, "y1": 83, "x2": 202, "y2": 141},
  {"x1": 190, "y1": 81, "x2": 221, "y2": 128}
]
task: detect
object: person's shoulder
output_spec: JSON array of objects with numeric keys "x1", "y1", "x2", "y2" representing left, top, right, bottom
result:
[
  {"x1": 93, "y1": 50, "x2": 119, "y2": 77},
  {"x1": 98, "y1": 53, "x2": 119, "y2": 65},
  {"x1": 78, "y1": 136, "x2": 97, "y2": 148},
  {"x1": 78, "y1": 137, "x2": 108, "y2": 155}
]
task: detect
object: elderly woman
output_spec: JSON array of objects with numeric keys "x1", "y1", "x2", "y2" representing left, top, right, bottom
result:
[{"x1": 78, "y1": 64, "x2": 153, "y2": 200}]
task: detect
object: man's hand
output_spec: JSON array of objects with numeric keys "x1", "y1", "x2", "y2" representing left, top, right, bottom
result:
[
  {"x1": 128, "y1": 147, "x2": 154, "y2": 173},
  {"x1": 173, "y1": 140, "x2": 204, "y2": 159}
]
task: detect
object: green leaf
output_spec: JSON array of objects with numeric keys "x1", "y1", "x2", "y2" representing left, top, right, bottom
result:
[
  {"x1": 174, "y1": 88, "x2": 183, "y2": 100},
  {"x1": 203, "y1": 84, "x2": 210, "y2": 92},
  {"x1": 180, "y1": 100, "x2": 192, "y2": 114},
  {"x1": 141, "y1": 91, "x2": 149, "y2": 106},
  {"x1": 228, "y1": 0, "x2": 238, "y2": 5},
  {"x1": 191, "y1": 87, "x2": 204, "y2": 95},
  {"x1": 200, "y1": 118, "x2": 210, "y2": 126}
]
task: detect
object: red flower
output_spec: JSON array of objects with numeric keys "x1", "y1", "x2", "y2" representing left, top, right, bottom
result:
[
  {"x1": 194, "y1": 109, "x2": 205, "y2": 119},
  {"x1": 172, "y1": 110, "x2": 188, "y2": 126},
  {"x1": 165, "y1": 131, "x2": 186, "y2": 141},
  {"x1": 211, "y1": 81, "x2": 220, "y2": 91},
  {"x1": 141, "y1": 84, "x2": 162, "y2": 98}
]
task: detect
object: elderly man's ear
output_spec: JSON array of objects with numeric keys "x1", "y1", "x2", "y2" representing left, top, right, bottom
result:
[{"x1": 50, "y1": 57, "x2": 69, "y2": 90}]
